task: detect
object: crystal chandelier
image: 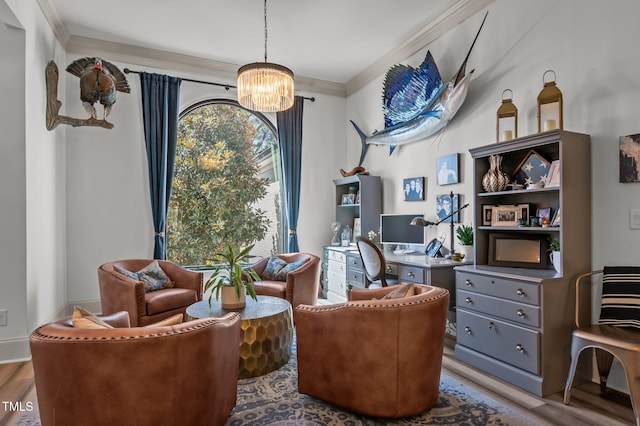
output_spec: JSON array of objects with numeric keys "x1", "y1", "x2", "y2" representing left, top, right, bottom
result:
[{"x1": 237, "y1": 0, "x2": 294, "y2": 112}]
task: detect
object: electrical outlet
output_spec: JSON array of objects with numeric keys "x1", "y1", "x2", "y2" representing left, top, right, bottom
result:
[
  {"x1": 631, "y1": 209, "x2": 640, "y2": 230},
  {"x1": 0, "y1": 309, "x2": 7, "y2": 326}
]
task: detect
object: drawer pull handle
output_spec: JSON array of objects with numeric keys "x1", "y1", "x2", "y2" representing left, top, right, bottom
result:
[
  {"x1": 488, "y1": 321, "x2": 495, "y2": 330},
  {"x1": 516, "y1": 309, "x2": 525, "y2": 317},
  {"x1": 465, "y1": 279, "x2": 472, "y2": 286},
  {"x1": 516, "y1": 288, "x2": 525, "y2": 297},
  {"x1": 386, "y1": 266, "x2": 392, "y2": 272},
  {"x1": 408, "y1": 271, "x2": 415, "y2": 278},
  {"x1": 516, "y1": 344, "x2": 524, "y2": 353},
  {"x1": 465, "y1": 297, "x2": 473, "y2": 304},
  {"x1": 464, "y1": 326, "x2": 472, "y2": 334},
  {"x1": 352, "y1": 275, "x2": 357, "y2": 279}
]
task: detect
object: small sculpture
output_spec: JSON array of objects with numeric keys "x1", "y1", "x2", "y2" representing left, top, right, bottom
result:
[{"x1": 66, "y1": 57, "x2": 130, "y2": 120}]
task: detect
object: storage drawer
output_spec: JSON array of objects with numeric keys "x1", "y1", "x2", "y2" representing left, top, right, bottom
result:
[
  {"x1": 347, "y1": 254, "x2": 363, "y2": 270},
  {"x1": 328, "y1": 259, "x2": 346, "y2": 274},
  {"x1": 397, "y1": 265, "x2": 425, "y2": 284},
  {"x1": 327, "y1": 250, "x2": 346, "y2": 263},
  {"x1": 457, "y1": 271, "x2": 539, "y2": 305},
  {"x1": 327, "y1": 270, "x2": 346, "y2": 295},
  {"x1": 458, "y1": 289, "x2": 541, "y2": 328},
  {"x1": 457, "y1": 309, "x2": 540, "y2": 375},
  {"x1": 384, "y1": 263, "x2": 398, "y2": 276},
  {"x1": 347, "y1": 270, "x2": 366, "y2": 288}
]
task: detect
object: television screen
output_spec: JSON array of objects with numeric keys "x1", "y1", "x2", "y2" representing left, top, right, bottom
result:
[{"x1": 379, "y1": 214, "x2": 425, "y2": 245}]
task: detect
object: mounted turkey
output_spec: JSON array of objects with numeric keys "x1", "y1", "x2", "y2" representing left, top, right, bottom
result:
[{"x1": 66, "y1": 57, "x2": 130, "y2": 120}]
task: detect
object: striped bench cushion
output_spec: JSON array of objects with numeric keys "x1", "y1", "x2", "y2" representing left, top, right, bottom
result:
[{"x1": 600, "y1": 266, "x2": 640, "y2": 329}]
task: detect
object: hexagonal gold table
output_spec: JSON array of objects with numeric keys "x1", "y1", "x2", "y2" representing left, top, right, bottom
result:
[{"x1": 186, "y1": 296, "x2": 293, "y2": 379}]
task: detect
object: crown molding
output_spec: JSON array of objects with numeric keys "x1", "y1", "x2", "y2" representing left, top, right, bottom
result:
[
  {"x1": 38, "y1": 0, "x2": 492, "y2": 99},
  {"x1": 344, "y1": 0, "x2": 494, "y2": 96}
]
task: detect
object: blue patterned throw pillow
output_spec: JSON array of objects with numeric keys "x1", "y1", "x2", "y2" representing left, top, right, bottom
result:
[
  {"x1": 261, "y1": 256, "x2": 288, "y2": 281},
  {"x1": 274, "y1": 258, "x2": 310, "y2": 281},
  {"x1": 114, "y1": 261, "x2": 174, "y2": 292},
  {"x1": 600, "y1": 266, "x2": 640, "y2": 329}
]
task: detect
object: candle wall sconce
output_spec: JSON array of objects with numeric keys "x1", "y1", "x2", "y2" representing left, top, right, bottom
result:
[
  {"x1": 496, "y1": 89, "x2": 518, "y2": 143},
  {"x1": 537, "y1": 70, "x2": 563, "y2": 133}
]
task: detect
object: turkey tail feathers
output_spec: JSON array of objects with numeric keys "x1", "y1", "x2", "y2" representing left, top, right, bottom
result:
[{"x1": 66, "y1": 57, "x2": 130, "y2": 93}]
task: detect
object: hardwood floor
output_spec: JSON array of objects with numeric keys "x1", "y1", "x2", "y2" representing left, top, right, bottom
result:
[{"x1": 0, "y1": 346, "x2": 635, "y2": 425}]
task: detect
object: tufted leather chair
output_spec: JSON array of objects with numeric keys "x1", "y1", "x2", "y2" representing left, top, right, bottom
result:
[
  {"x1": 295, "y1": 284, "x2": 450, "y2": 418},
  {"x1": 250, "y1": 253, "x2": 321, "y2": 312},
  {"x1": 98, "y1": 259, "x2": 203, "y2": 326},
  {"x1": 29, "y1": 312, "x2": 241, "y2": 426}
]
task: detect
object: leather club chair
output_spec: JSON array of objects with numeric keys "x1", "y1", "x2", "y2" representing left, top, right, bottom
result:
[
  {"x1": 98, "y1": 259, "x2": 203, "y2": 326},
  {"x1": 29, "y1": 311, "x2": 241, "y2": 426},
  {"x1": 295, "y1": 284, "x2": 450, "y2": 418},
  {"x1": 250, "y1": 253, "x2": 321, "y2": 311}
]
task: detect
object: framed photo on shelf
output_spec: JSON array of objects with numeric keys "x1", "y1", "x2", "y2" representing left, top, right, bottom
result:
[
  {"x1": 481, "y1": 204, "x2": 494, "y2": 226},
  {"x1": 355, "y1": 190, "x2": 361, "y2": 204},
  {"x1": 517, "y1": 203, "x2": 530, "y2": 225},
  {"x1": 536, "y1": 207, "x2": 552, "y2": 222},
  {"x1": 551, "y1": 208, "x2": 561, "y2": 226},
  {"x1": 403, "y1": 177, "x2": 425, "y2": 201},
  {"x1": 545, "y1": 160, "x2": 561, "y2": 187},
  {"x1": 341, "y1": 194, "x2": 355, "y2": 205},
  {"x1": 491, "y1": 204, "x2": 519, "y2": 227}
]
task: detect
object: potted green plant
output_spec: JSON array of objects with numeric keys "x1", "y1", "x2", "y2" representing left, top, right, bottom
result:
[
  {"x1": 548, "y1": 237, "x2": 561, "y2": 273},
  {"x1": 204, "y1": 245, "x2": 260, "y2": 309},
  {"x1": 456, "y1": 224, "x2": 474, "y2": 261}
]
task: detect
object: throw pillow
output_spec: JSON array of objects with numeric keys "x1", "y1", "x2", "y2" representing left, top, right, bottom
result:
[
  {"x1": 114, "y1": 261, "x2": 174, "y2": 293},
  {"x1": 145, "y1": 313, "x2": 184, "y2": 327},
  {"x1": 261, "y1": 256, "x2": 288, "y2": 280},
  {"x1": 71, "y1": 306, "x2": 114, "y2": 329},
  {"x1": 382, "y1": 283, "x2": 415, "y2": 300},
  {"x1": 599, "y1": 266, "x2": 640, "y2": 329},
  {"x1": 274, "y1": 258, "x2": 310, "y2": 281}
]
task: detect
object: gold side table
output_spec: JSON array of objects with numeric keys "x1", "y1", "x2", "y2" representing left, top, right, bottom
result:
[{"x1": 186, "y1": 295, "x2": 293, "y2": 379}]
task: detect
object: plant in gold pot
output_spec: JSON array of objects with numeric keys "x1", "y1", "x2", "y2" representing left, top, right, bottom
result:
[
  {"x1": 204, "y1": 245, "x2": 260, "y2": 310},
  {"x1": 456, "y1": 224, "x2": 474, "y2": 262}
]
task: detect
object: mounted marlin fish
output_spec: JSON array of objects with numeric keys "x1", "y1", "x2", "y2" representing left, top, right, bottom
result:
[{"x1": 349, "y1": 12, "x2": 488, "y2": 169}]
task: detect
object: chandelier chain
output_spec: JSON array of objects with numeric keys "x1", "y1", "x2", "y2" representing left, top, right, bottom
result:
[{"x1": 264, "y1": 0, "x2": 268, "y2": 62}]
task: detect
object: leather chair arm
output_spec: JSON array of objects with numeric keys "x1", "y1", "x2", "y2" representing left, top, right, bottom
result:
[
  {"x1": 286, "y1": 255, "x2": 321, "y2": 308},
  {"x1": 98, "y1": 266, "x2": 146, "y2": 325},
  {"x1": 159, "y1": 260, "x2": 204, "y2": 300}
]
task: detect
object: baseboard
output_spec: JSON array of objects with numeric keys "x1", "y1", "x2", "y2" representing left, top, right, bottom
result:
[{"x1": 0, "y1": 338, "x2": 31, "y2": 364}]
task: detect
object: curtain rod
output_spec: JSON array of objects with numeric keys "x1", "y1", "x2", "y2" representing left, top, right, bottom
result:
[{"x1": 123, "y1": 68, "x2": 315, "y2": 102}]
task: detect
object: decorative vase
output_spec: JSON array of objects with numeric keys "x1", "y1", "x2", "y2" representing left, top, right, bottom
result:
[
  {"x1": 221, "y1": 285, "x2": 246, "y2": 310},
  {"x1": 459, "y1": 245, "x2": 474, "y2": 262},
  {"x1": 551, "y1": 251, "x2": 561, "y2": 273},
  {"x1": 482, "y1": 154, "x2": 510, "y2": 192}
]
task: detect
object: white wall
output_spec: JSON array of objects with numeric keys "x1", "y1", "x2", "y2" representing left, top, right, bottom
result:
[
  {"x1": 346, "y1": 0, "x2": 640, "y2": 392},
  {"x1": 1, "y1": 0, "x2": 67, "y2": 362}
]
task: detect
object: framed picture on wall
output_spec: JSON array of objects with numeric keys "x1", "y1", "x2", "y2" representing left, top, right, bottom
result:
[
  {"x1": 436, "y1": 193, "x2": 459, "y2": 223},
  {"x1": 436, "y1": 153, "x2": 459, "y2": 185},
  {"x1": 620, "y1": 134, "x2": 640, "y2": 182},
  {"x1": 403, "y1": 177, "x2": 425, "y2": 201}
]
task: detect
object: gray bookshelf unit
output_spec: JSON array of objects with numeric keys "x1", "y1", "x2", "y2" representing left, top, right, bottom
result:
[{"x1": 455, "y1": 130, "x2": 592, "y2": 397}]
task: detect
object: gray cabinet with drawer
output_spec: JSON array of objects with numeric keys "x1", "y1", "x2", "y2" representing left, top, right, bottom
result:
[{"x1": 346, "y1": 252, "x2": 366, "y2": 289}]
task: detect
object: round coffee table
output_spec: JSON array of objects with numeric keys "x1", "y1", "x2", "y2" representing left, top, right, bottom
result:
[{"x1": 186, "y1": 295, "x2": 293, "y2": 379}]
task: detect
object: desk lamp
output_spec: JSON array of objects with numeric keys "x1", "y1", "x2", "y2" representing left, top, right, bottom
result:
[{"x1": 410, "y1": 191, "x2": 469, "y2": 257}]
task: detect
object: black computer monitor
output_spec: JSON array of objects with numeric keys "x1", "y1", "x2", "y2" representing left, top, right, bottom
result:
[{"x1": 379, "y1": 214, "x2": 425, "y2": 246}]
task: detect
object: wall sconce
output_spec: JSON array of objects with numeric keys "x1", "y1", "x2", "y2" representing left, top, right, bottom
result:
[
  {"x1": 496, "y1": 89, "x2": 518, "y2": 142},
  {"x1": 537, "y1": 70, "x2": 563, "y2": 132}
]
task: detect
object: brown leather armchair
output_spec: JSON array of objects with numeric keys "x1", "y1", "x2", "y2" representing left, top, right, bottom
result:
[
  {"x1": 295, "y1": 284, "x2": 450, "y2": 418},
  {"x1": 29, "y1": 312, "x2": 241, "y2": 426},
  {"x1": 98, "y1": 259, "x2": 203, "y2": 326},
  {"x1": 250, "y1": 253, "x2": 321, "y2": 311}
]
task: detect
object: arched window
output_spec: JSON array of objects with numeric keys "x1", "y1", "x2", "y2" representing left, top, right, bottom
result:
[{"x1": 167, "y1": 99, "x2": 284, "y2": 266}]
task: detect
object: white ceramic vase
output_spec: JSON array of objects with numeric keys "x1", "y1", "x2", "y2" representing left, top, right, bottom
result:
[
  {"x1": 221, "y1": 285, "x2": 246, "y2": 310},
  {"x1": 459, "y1": 245, "x2": 474, "y2": 262},
  {"x1": 551, "y1": 251, "x2": 561, "y2": 273}
]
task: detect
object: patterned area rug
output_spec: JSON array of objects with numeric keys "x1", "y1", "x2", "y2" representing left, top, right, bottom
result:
[
  {"x1": 17, "y1": 344, "x2": 535, "y2": 426},
  {"x1": 227, "y1": 348, "x2": 535, "y2": 426}
]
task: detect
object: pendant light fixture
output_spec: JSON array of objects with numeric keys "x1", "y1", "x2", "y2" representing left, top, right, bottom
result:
[{"x1": 237, "y1": 0, "x2": 294, "y2": 112}]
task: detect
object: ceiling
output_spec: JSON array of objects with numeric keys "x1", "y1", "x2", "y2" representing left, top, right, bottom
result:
[{"x1": 39, "y1": 0, "x2": 490, "y2": 95}]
